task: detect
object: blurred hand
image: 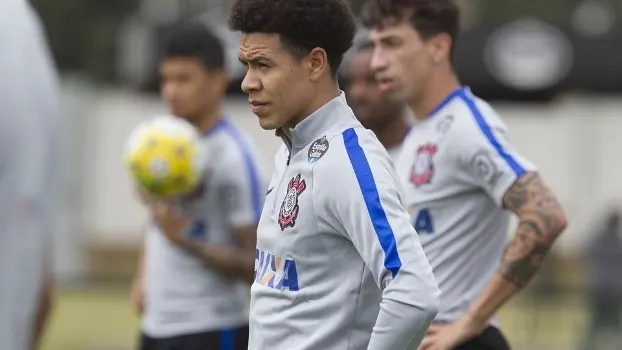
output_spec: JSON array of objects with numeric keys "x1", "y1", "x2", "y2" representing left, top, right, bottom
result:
[
  {"x1": 130, "y1": 276, "x2": 144, "y2": 315},
  {"x1": 418, "y1": 317, "x2": 484, "y2": 350},
  {"x1": 136, "y1": 188, "x2": 155, "y2": 206},
  {"x1": 150, "y1": 201, "x2": 191, "y2": 244}
]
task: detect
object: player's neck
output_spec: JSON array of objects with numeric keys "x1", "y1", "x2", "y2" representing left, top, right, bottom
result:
[
  {"x1": 374, "y1": 109, "x2": 410, "y2": 150},
  {"x1": 410, "y1": 73, "x2": 460, "y2": 120},
  {"x1": 195, "y1": 108, "x2": 222, "y2": 135},
  {"x1": 285, "y1": 83, "x2": 340, "y2": 132}
]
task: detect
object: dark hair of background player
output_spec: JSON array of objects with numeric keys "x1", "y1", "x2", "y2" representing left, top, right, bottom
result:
[
  {"x1": 361, "y1": 0, "x2": 460, "y2": 59},
  {"x1": 162, "y1": 21, "x2": 226, "y2": 71},
  {"x1": 227, "y1": 0, "x2": 357, "y2": 78}
]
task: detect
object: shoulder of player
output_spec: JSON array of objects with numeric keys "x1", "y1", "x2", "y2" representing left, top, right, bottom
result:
[
  {"x1": 311, "y1": 126, "x2": 392, "y2": 180},
  {"x1": 444, "y1": 94, "x2": 509, "y2": 145},
  {"x1": 215, "y1": 121, "x2": 265, "y2": 162}
]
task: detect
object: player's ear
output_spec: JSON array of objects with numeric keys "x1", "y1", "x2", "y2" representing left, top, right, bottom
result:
[
  {"x1": 212, "y1": 69, "x2": 229, "y2": 94},
  {"x1": 307, "y1": 47, "x2": 328, "y2": 83},
  {"x1": 429, "y1": 33, "x2": 452, "y2": 63}
]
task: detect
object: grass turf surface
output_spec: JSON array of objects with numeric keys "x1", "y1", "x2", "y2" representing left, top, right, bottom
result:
[{"x1": 41, "y1": 286, "x2": 587, "y2": 350}]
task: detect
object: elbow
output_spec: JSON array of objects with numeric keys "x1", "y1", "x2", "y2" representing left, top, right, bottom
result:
[
  {"x1": 424, "y1": 282, "x2": 441, "y2": 320},
  {"x1": 554, "y1": 210, "x2": 568, "y2": 236},
  {"x1": 408, "y1": 279, "x2": 441, "y2": 322},
  {"x1": 548, "y1": 205, "x2": 568, "y2": 239}
]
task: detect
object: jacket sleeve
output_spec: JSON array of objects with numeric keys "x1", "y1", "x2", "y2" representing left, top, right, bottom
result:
[{"x1": 316, "y1": 128, "x2": 441, "y2": 350}]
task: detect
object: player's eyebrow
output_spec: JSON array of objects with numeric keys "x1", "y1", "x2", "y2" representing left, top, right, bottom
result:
[{"x1": 238, "y1": 56, "x2": 272, "y2": 65}]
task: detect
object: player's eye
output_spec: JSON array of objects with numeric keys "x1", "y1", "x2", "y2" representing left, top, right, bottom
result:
[
  {"x1": 252, "y1": 62, "x2": 270, "y2": 70},
  {"x1": 381, "y1": 37, "x2": 402, "y2": 49}
]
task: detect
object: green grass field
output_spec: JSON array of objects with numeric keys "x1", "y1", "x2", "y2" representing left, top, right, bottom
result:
[
  {"x1": 41, "y1": 286, "x2": 588, "y2": 350},
  {"x1": 41, "y1": 287, "x2": 140, "y2": 350}
]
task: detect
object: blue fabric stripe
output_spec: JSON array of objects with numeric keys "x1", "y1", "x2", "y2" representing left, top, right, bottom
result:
[
  {"x1": 220, "y1": 328, "x2": 234, "y2": 350},
  {"x1": 458, "y1": 91, "x2": 526, "y2": 177},
  {"x1": 426, "y1": 86, "x2": 466, "y2": 117},
  {"x1": 202, "y1": 118, "x2": 227, "y2": 137},
  {"x1": 342, "y1": 128, "x2": 402, "y2": 278},
  {"x1": 221, "y1": 119, "x2": 263, "y2": 221}
]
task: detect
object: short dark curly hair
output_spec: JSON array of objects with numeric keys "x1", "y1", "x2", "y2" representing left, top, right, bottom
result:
[
  {"x1": 162, "y1": 21, "x2": 225, "y2": 71},
  {"x1": 361, "y1": 0, "x2": 459, "y2": 43},
  {"x1": 228, "y1": 0, "x2": 356, "y2": 78}
]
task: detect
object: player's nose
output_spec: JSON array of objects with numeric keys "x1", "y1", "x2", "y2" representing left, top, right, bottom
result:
[
  {"x1": 241, "y1": 71, "x2": 261, "y2": 93},
  {"x1": 369, "y1": 49, "x2": 388, "y2": 73}
]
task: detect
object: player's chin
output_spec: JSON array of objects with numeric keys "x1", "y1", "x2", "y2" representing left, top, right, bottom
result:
[
  {"x1": 385, "y1": 88, "x2": 408, "y2": 104},
  {"x1": 256, "y1": 114, "x2": 280, "y2": 130}
]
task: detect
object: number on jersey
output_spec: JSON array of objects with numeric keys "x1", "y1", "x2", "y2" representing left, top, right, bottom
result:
[{"x1": 413, "y1": 208, "x2": 434, "y2": 234}]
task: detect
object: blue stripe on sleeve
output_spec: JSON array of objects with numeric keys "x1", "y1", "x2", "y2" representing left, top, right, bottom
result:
[
  {"x1": 342, "y1": 128, "x2": 402, "y2": 278},
  {"x1": 458, "y1": 91, "x2": 526, "y2": 177},
  {"x1": 220, "y1": 328, "x2": 234, "y2": 350},
  {"x1": 221, "y1": 119, "x2": 263, "y2": 221}
]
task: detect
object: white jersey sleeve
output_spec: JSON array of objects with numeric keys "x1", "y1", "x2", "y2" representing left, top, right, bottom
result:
[
  {"x1": 453, "y1": 97, "x2": 537, "y2": 207},
  {"x1": 316, "y1": 127, "x2": 440, "y2": 350}
]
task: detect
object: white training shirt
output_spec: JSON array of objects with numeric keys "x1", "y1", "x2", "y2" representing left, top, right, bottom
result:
[{"x1": 393, "y1": 86, "x2": 537, "y2": 323}]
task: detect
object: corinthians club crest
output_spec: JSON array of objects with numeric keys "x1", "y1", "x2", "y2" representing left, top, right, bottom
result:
[
  {"x1": 278, "y1": 174, "x2": 307, "y2": 230},
  {"x1": 410, "y1": 144, "x2": 438, "y2": 186}
]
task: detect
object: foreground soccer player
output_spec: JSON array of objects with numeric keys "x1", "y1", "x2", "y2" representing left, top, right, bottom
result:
[
  {"x1": 345, "y1": 41, "x2": 411, "y2": 158},
  {"x1": 0, "y1": 1, "x2": 59, "y2": 349},
  {"x1": 363, "y1": 1, "x2": 568, "y2": 349},
  {"x1": 229, "y1": 0, "x2": 441, "y2": 349},
  {"x1": 132, "y1": 22, "x2": 265, "y2": 350}
]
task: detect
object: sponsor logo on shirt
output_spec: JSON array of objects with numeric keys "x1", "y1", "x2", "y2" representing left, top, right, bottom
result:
[
  {"x1": 278, "y1": 174, "x2": 306, "y2": 230},
  {"x1": 308, "y1": 136, "x2": 329, "y2": 163},
  {"x1": 410, "y1": 144, "x2": 437, "y2": 186},
  {"x1": 254, "y1": 249, "x2": 299, "y2": 291}
]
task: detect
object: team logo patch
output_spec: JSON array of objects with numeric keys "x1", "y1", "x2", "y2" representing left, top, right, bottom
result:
[
  {"x1": 410, "y1": 144, "x2": 438, "y2": 186},
  {"x1": 278, "y1": 174, "x2": 307, "y2": 230},
  {"x1": 470, "y1": 150, "x2": 501, "y2": 185},
  {"x1": 308, "y1": 136, "x2": 329, "y2": 163}
]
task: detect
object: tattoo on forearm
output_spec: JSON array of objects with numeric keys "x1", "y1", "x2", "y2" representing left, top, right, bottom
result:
[{"x1": 500, "y1": 172, "x2": 567, "y2": 289}]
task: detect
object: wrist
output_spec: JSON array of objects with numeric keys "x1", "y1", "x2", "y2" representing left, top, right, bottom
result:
[{"x1": 463, "y1": 311, "x2": 489, "y2": 333}]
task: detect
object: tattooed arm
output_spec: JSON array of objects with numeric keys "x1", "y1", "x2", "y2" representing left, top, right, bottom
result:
[{"x1": 462, "y1": 172, "x2": 568, "y2": 331}]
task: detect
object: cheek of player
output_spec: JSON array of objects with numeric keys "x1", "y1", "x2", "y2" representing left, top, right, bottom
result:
[
  {"x1": 395, "y1": 36, "x2": 435, "y2": 104},
  {"x1": 160, "y1": 58, "x2": 216, "y2": 122}
]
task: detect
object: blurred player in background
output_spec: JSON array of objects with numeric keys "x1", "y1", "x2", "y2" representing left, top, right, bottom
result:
[
  {"x1": 362, "y1": 0, "x2": 568, "y2": 349},
  {"x1": 229, "y1": 0, "x2": 440, "y2": 349},
  {"x1": 131, "y1": 21, "x2": 265, "y2": 350},
  {"x1": 0, "y1": 1, "x2": 59, "y2": 349},
  {"x1": 345, "y1": 40, "x2": 411, "y2": 158}
]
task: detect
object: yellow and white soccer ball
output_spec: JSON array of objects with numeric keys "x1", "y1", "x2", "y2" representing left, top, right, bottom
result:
[{"x1": 124, "y1": 115, "x2": 207, "y2": 199}]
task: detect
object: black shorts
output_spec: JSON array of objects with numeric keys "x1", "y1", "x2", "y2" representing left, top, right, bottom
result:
[
  {"x1": 140, "y1": 325, "x2": 249, "y2": 350},
  {"x1": 454, "y1": 326, "x2": 510, "y2": 350}
]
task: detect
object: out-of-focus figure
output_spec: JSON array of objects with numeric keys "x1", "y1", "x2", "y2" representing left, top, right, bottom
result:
[
  {"x1": 0, "y1": 0, "x2": 60, "y2": 349},
  {"x1": 132, "y1": 21, "x2": 265, "y2": 350},
  {"x1": 581, "y1": 207, "x2": 622, "y2": 350},
  {"x1": 362, "y1": 0, "x2": 568, "y2": 349},
  {"x1": 345, "y1": 41, "x2": 412, "y2": 159}
]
